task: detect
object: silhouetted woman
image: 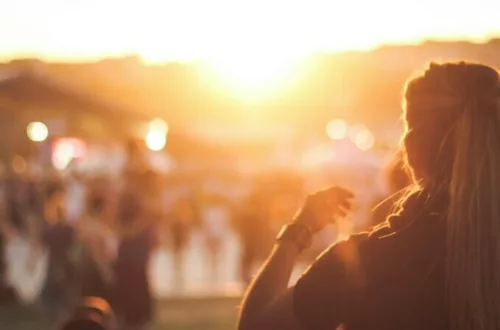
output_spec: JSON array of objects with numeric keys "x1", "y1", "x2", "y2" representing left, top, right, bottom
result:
[
  {"x1": 200, "y1": 193, "x2": 231, "y2": 287},
  {"x1": 238, "y1": 62, "x2": 500, "y2": 330}
]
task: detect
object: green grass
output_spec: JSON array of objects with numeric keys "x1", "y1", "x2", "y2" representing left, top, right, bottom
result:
[
  {"x1": 1, "y1": 306, "x2": 49, "y2": 330},
  {"x1": 2, "y1": 296, "x2": 240, "y2": 330},
  {"x1": 155, "y1": 296, "x2": 239, "y2": 330}
]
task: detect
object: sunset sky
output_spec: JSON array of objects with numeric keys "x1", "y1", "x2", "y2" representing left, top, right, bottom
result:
[{"x1": 1, "y1": 0, "x2": 499, "y2": 64}]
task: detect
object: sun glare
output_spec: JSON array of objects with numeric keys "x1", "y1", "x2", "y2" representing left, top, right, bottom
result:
[{"x1": 205, "y1": 51, "x2": 304, "y2": 99}]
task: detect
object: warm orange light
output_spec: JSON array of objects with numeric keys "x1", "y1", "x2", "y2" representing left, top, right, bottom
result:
[
  {"x1": 205, "y1": 52, "x2": 304, "y2": 99},
  {"x1": 149, "y1": 118, "x2": 169, "y2": 134},
  {"x1": 1, "y1": 1, "x2": 497, "y2": 66},
  {"x1": 12, "y1": 155, "x2": 27, "y2": 174},
  {"x1": 351, "y1": 125, "x2": 375, "y2": 151},
  {"x1": 146, "y1": 131, "x2": 167, "y2": 151},
  {"x1": 52, "y1": 138, "x2": 87, "y2": 170},
  {"x1": 27, "y1": 122, "x2": 49, "y2": 142},
  {"x1": 326, "y1": 120, "x2": 348, "y2": 140}
]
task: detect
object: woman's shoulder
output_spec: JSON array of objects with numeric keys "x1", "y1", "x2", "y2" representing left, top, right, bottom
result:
[
  {"x1": 369, "y1": 194, "x2": 445, "y2": 238},
  {"x1": 323, "y1": 204, "x2": 444, "y2": 267},
  {"x1": 347, "y1": 210, "x2": 445, "y2": 287}
]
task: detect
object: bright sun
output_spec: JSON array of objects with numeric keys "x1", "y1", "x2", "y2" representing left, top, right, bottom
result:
[{"x1": 205, "y1": 51, "x2": 304, "y2": 99}]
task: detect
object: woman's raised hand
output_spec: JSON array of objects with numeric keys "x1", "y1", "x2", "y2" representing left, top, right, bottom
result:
[{"x1": 294, "y1": 186, "x2": 354, "y2": 234}]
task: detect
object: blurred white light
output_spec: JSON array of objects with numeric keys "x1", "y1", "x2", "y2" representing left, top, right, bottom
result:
[
  {"x1": 146, "y1": 131, "x2": 167, "y2": 151},
  {"x1": 326, "y1": 119, "x2": 348, "y2": 140},
  {"x1": 53, "y1": 143, "x2": 74, "y2": 170},
  {"x1": 353, "y1": 128, "x2": 375, "y2": 151},
  {"x1": 348, "y1": 124, "x2": 364, "y2": 141},
  {"x1": 51, "y1": 138, "x2": 87, "y2": 170},
  {"x1": 27, "y1": 122, "x2": 49, "y2": 142},
  {"x1": 149, "y1": 118, "x2": 169, "y2": 135}
]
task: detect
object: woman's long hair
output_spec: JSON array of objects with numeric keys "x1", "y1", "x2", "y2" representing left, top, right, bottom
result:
[{"x1": 403, "y1": 62, "x2": 500, "y2": 330}]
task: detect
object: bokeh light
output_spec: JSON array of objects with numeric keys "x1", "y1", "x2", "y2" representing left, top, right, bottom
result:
[
  {"x1": 146, "y1": 131, "x2": 167, "y2": 151},
  {"x1": 149, "y1": 118, "x2": 169, "y2": 134},
  {"x1": 353, "y1": 127, "x2": 376, "y2": 151},
  {"x1": 348, "y1": 124, "x2": 364, "y2": 141},
  {"x1": 52, "y1": 138, "x2": 87, "y2": 170},
  {"x1": 326, "y1": 119, "x2": 349, "y2": 140},
  {"x1": 27, "y1": 122, "x2": 49, "y2": 142}
]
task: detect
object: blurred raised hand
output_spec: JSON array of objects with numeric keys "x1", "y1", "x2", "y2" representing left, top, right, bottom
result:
[{"x1": 294, "y1": 186, "x2": 354, "y2": 234}]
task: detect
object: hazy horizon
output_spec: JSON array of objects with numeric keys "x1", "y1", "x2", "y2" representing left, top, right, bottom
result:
[
  {"x1": 2, "y1": 36, "x2": 499, "y2": 65},
  {"x1": 2, "y1": 0, "x2": 500, "y2": 64}
]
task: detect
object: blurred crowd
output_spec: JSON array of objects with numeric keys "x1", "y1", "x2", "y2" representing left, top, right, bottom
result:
[{"x1": 0, "y1": 138, "x2": 401, "y2": 329}]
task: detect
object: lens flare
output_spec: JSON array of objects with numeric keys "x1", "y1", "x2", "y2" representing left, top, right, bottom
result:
[
  {"x1": 27, "y1": 122, "x2": 49, "y2": 142},
  {"x1": 146, "y1": 131, "x2": 167, "y2": 151}
]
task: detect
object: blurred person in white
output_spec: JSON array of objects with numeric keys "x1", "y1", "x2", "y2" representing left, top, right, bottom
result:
[
  {"x1": 78, "y1": 191, "x2": 116, "y2": 303},
  {"x1": 166, "y1": 197, "x2": 194, "y2": 292},
  {"x1": 0, "y1": 169, "x2": 20, "y2": 305},
  {"x1": 65, "y1": 171, "x2": 87, "y2": 225},
  {"x1": 238, "y1": 62, "x2": 500, "y2": 330},
  {"x1": 200, "y1": 192, "x2": 231, "y2": 287}
]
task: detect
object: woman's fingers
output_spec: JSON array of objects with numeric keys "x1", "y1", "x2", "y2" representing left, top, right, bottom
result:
[
  {"x1": 317, "y1": 200, "x2": 352, "y2": 222},
  {"x1": 296, "y1": 186, "x2": 355, "y2": 232},
  {"x1": 322, "y1": 187, "x2": 354, "y2": 205},
  {"x1": 315, "y1": 187, "x2": 354, "y2": 210},
  {"x1": 332, "y1": 204, "x2": 351, "y2": 218},
  {"x1": 339, "y1": 200, "x2": 352, "y2": 210},
  {"x1": 325, "y1": 186, "x2": 354, "y2": 199},
  {"x1": 335, "y1": 209, "x2": 348, "y2": 218}
]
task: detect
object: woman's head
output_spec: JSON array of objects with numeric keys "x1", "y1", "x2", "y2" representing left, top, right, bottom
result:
[
  {"x1": 403, "y1": 62, "x2": 500, "y2": 189},
  {"x1": 403, "y1": 62, "x2": 500, "y2": 330}
]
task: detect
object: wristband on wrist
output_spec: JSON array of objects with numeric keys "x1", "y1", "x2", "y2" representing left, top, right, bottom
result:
[{"x1": 276, "y1": 223, "x2": 313, "y2": 251}]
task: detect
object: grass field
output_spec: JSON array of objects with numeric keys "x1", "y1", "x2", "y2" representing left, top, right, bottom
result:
[{"x1": 2, "y1": 296, "x2": 240, "y2": 330}]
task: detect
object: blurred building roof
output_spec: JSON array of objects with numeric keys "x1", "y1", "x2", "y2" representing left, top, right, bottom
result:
[
  {"x1": 0, "y1": 64, "x2": 148, "y2": 121},
  {"x1": 0, "y1": 65, "x2": 154, "y2": 144},
  {"x1": 2, "y1": 39, "x2": 500, "y2": 139}
]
